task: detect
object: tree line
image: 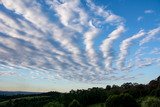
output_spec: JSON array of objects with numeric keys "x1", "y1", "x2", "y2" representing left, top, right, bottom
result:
[{"x1": 0, "y1": 76, "x2": 160, "y2": 107}]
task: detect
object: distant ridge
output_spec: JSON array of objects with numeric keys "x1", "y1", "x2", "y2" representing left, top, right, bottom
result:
[{"x1": 0, "y1": 91, "x2": 43, "y2": 96}]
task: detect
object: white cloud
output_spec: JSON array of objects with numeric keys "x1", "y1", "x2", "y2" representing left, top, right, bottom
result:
[
  {"x1": 135, "y1": 58, "x2": 155, "y2": 68},
  {"x1": 137, "y1": 16, "x2": 143, "y2": 21},
  {"x1": 84, "y1": 23, "x2": 100, "y2": 66},
  {"x1": 140, "y1": 27, "x2": 160, "y2": 45},
  {"x1": 144, "y1": 9, "x2": 154, "y2": 14},
  {"x1": 117, "y1": 30, "x2": 145, "y2": 69},
  {"x1": 0, "y1": 71, "x2": 17, "y2": 76},
  {"x1": 150, "y1": 48, "x2": 160, "y2": 55},
  {"x1": 0, "y1": 0, "x2": 123, "y2": 82},
  {"x1": 1, "y1": 0, "x2": 50, "y2": 33},
  {"x1": 46, "y1": 0, "x2": 88, "y2": 33},
  {"x1": 100, "y1": 25, "x2": 125, "y2": 71},
  {"x1": 86, "y1": 0, "x2": 124, "y2": 26},
  {"x1": 0, "y1": 0, "x2": 159, "y2": 83}
]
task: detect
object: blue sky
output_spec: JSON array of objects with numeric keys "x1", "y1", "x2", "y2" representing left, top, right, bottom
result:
[{"x1": 0, "y1": 0, "x2": 160, "y2": 92}]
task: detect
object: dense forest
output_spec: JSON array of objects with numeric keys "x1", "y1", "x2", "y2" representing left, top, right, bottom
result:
[{"x1": 0, "y1": 76, "x2": 160, "y2": 107}]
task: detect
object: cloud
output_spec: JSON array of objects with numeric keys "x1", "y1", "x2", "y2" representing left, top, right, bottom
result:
[
  {"x1": 117, "y1": 30, "x2": 145, "y2": 69},
  {"x1": 86, "y1": 0, "x2": 124, "y2": 26},
  {"x1": 140, "y1": 27, "x2": 160, "y2": 45},
  {"x1": 0, "y1": 71, "x2": 17, "y2": 76},
  {"x1": 144, "y1": 9, "x2": 154, "y2": 14},
  {"x1": 150, "y1": 48, "x2": 160, "y2": 55},
  {"x1": 84, "y1": 22, "x2": 100, "y2": 66},
  {"x1": 0, "y1": 0, "x2": 125, "y2": 82},
  {"x1": 133, "y1": 46, "x2": 160, "y2": 70},
  {"x1": 100, "y1": 25, "x2": 125, "y2": 71},
  {"x1": 0, "y1": 0, "x2": 159, "y2": 83},
  {"x1": 135, "y1": 58, "x2": 155, "y2": 68},
  {"x1": 46, "y1": 0, "x2": 88, "y2": 32},
  {"x1": 137, "y1": 16, "x2": 143, "y2": 21}
]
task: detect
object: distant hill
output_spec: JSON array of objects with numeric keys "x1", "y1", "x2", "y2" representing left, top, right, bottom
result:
[{"x1": 0, "y1": 91, "x2": 42, "y2": 96}]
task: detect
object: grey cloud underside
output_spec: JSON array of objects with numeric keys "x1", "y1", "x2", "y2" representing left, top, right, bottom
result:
[{"x1": 0, "y1": 0, "x2": 159, "y2": 83}]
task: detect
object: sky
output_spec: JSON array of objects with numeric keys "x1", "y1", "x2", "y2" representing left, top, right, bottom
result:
[{"x1": 0, "y1": 0, "x2": 160, "y2": 92}]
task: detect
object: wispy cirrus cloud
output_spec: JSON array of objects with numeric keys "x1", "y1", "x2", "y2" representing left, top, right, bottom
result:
[
  {"x1": 117, "y1": 30, "x2": 145, "y2": 70},
  {"x1": 140, "y1": 27, "x2": 160, "y2": 45},
  {"x1": 150, "y1": 48, "x2": 160, "y2": 55},
  {"x1": 84, "y1": 23, "x2": 100, "y2": 66},
  {"x1": 100, "y1": 25, "x2": 125, "y2": 71}
]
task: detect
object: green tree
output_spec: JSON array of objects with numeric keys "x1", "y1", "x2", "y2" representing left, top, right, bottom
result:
[
  {"x1": 121, "y1": 82, "x2": 133, "y2": 89},
  {"x1": 150, "y1": 88, "x2": 160, "y2": 97},
  {"x1": 43, "y1": 101, "x2": 64, "y2": 107},
  {"x1": 149, "y1": 80, "x2": 159, "y2": 89},
  {"x1": 68, "y1": 99, "x2": 81, "y2": 107},
  {"x1": 141, "y1": 97, "x2": 160, "y2": 107},
  {"x1": 106, "y1": 85, "x2": 111, "y2": 91},
  {"x1": 106, "y1": 93, "x2": 138, "y2": 107}
]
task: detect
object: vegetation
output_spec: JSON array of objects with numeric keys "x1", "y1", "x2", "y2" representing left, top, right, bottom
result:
[
  {"x1": 68, "y1": 99, "x2": 81, "y2": 107},
  {"x1": 106, "y1": 93, "x2": 138, "y2": 107},
  {"x1": 141, "y1": 97, "x2": 160, "y2": 107},
  {"x1": 0, "y1": 76, "x2": 160, "y2": 107},
  {"x1": 44, "y1": 101, "x2": 64, "y2": 107}
]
